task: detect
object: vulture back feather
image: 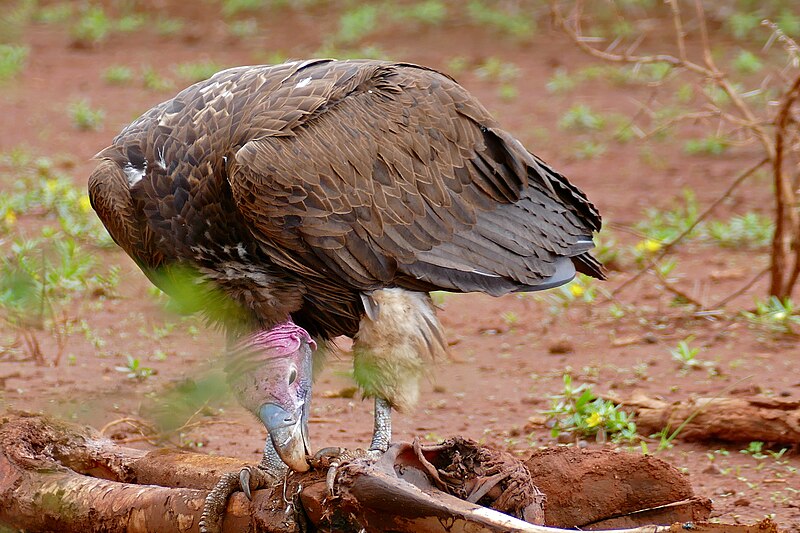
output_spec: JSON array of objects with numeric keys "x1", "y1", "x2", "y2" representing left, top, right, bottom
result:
[{"x1": 89, "y1": 59, "x2": 603, "y2": 339}]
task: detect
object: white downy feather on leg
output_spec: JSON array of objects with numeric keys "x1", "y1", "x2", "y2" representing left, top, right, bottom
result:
[{"x1": 352, "y1": 288, "x2": 448, "y2": 412}]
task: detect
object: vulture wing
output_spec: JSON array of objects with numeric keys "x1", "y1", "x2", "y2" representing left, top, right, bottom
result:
[{"x1": 228, "y1": 60, "x2": 603, "y2": 296}]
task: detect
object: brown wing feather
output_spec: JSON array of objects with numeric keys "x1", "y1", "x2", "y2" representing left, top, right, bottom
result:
[
  {"x1": 88, "y1": 154, "x2": 164, "y2": 273},
  {"x1": 228, "y1": 61, "x2": 602, "y2": 294},
  {"x1": 89, "y1": 59, "x2": 602, "y2": 338}
]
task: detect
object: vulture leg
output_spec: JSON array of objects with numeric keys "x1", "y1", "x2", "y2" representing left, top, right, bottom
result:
[
  {"x1": 369, "y1": 397, "x2": 392, "y2": 452},
  {"x1": 314, "y1": 398, "x2": 392, "y2": 495},
  {"x1": 199, "y1": 439, "x2": 286, "y2": 533}
]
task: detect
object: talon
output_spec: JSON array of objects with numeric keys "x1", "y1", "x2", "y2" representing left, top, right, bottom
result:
[
  {"x1": 326, "y1": 461, "x2": 340, "y2": 495},
  {"x1": 240, "y1": 468, "x2": 252, "y2": 500},
  {"x1": 311, "y1": 446, "x2": 346, "y2": 467}
]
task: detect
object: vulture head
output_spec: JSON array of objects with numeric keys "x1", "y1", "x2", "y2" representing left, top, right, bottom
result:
[{"x1": 225, "y1": 321, "x2": 316, "y2": 472}]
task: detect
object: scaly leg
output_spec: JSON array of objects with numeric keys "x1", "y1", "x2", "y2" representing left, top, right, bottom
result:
[
  {"x1": 369, "y1": 397, "x2": 392, "y2": 452},
  {"x1": 199, "y1": 438, "x2": 287, "y2": 533},
  {"x1": 315, "y1": 397, "x2": 393, "y2": 494}
]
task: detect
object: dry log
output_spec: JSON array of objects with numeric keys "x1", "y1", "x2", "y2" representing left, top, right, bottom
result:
[
  {"x1": 0, "y1": 412, "x2": 783, "y2": 533},
  {"x1": 611, "y1": 393, "x2": 800, "y2": 444}
]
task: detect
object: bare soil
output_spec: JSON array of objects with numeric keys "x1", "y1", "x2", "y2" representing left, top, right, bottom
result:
[{"x1": 1, "y1": 2, "x2": 798, "y2": 530}]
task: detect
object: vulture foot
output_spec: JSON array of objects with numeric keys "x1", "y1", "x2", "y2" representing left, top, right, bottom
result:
[
  {"x1": 310, "y1": 446, "x2": 384, "y2": 495},
  {"x1": 310, "y1": 397, "x2": 393, "y2": 495},
  {"x1": 199, "y1": 443, "x2": 287, "y2": 533}
]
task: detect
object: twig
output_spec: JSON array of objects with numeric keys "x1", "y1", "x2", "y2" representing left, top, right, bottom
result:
[
  {"x1": 611, "y1": 157, "x2": 768, "y2": 298},
  {"x1": 655, "y1": 273, "x2": 704, "y2": 308},
  {"x1": 551, "y1": 0, "x2": 774, "y2": 155},
  {"x1": 710, "y1": 267, "x2": 770, "y2": 310},
  {"x1": 667, "y1": 0, "x2": 687, "y2": 63},
  {"x1": 100, "y1": 417, "x2": 160, "y2": 445}
]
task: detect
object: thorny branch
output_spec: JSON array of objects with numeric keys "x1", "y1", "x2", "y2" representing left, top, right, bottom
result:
[
  {"x1": 550, "y1": 0, "x2": 800, "y2": 304},
  {"x1": 609, "y1": 157, "x2": 769, "y2": 304}
]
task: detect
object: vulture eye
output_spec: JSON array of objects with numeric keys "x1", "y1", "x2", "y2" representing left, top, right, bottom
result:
[{"x1": 288, "y1": 368, "x2": 297, "y2": 385}]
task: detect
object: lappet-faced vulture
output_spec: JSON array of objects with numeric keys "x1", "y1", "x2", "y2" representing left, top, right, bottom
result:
[{"x1": 89, "y1": 59, "x2": 604, "y2": 530}]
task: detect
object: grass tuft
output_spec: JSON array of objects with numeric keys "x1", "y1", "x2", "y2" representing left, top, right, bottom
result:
[{"x1": 0, "y1": 44, "x2": 29, "y2": 81}]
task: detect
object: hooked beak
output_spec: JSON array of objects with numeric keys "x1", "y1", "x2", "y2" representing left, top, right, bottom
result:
[{"x1": 259, "y1": 402, "x2": 310, "y2": 472}]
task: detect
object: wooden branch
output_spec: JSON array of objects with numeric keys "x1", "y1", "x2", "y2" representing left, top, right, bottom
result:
[
  {"x1": 667, "y1": 0, "x2": 687, "y2": 64},
  {"x1": 772, "y1": 73, "x2": 800, "y2": 297},
  {"x1": 549, "y1": 2, "x2": 706, "y2": 75},
  {"x1": 610, "y1": 393, "x2": 800, "y2": 444},
  {"x1": 0, "y1": 412, "x2": 785, "y2": 533},
  {"x1": 709, "y1": 266, "x2": 769, "y2": 309}
]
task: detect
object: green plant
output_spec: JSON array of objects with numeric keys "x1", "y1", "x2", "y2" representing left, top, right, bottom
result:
[
  {"x1": 142, "y1": 66, "x2": 174, "y2": 92},
  {"x1": 543, "y1": 375, "x2": 638, "y2": 443},
  {"x1": 0, "y1": 44, "x2": 28, "y2": 81},
  {"x1": 545, "y1": 68, "x2": 577, "y2": 94},
  {"x1": 337, "y1": 4, "x2": 379, "y2": 44},
  {"x1": 392, "y1": 1, "x2": 447, "y2": 26},
  {"x1": 669, "y1": 337, "x2": 713, "y2": 373},
  {"x1": 733, "y1": 50, "x2": 763, "y2": 74},
  {"x1": 102, "y1": 65, "x2": 134, "y2": 85},
  {"x1": 175, "y1": 61, "x2": 224, "y2": 83},
  {"x1": 466, "y1": 0, "x2": 534, "y2": 41},
  {"x1": 0, "y1": 235, "x2": 108, "y2": 364},
  {"x1": 707, "y1": 212, "x2": 773, "y2": 248},
  {"x1": 0, "y1": 156, "x2": 113, "y2": 245},
  {"x1": 544, "y1": 274, "x2": 597, "y2": 315},
  {"x1": 636, "y1": 189, "x2": 700, "y2": 242},
  {"x1": 684, "y1": 135, "x2": 730, "y2": 156},
  {"x1": 740, "y1": 441, "x2": 767, "y2": 459},
  {"x1": 573, "y1": 140, "x2": 607, "y2": 159},
  {"x1": 742, "y1": 296, "x2": 800, "y2": 335},
  {"x1": 558, "y1": 104, "x2": 605, "y2": 131},
  {"x1": 116, "y1": 14, "x2": 145, "y2": 33},
  {"x1": 115, "y1": 355, "x2": 154, "y2": 380},
  {"x1": 500, "y1": 311, "x2": 518, "y2": 327},
  {"x1": 227, "y1": 19, "x2": 258, "y2": 38},
  {"x1": 445, "y1": 56, "x2": 469, "y2": 75},
  {"x1": 154, "y1": 17, "x2": 184, "y2": 36},
  {"x1": 68, "y1": 99, "x2": 105, "y2": 131},
  {"x1": 221, "y1": 0, "x2": 266, "y2": 17},
  {"x1": 70, "y1": 5, "x2": 112, "y2": 46},
  {"x1": 474, "y1": 57, "x2": 519, "y2": 83},
  {"x1": 35, "y1": 3, "x2": 74, "y2": 24},
  {"x1": 777, "y1": 10, "x2": 800, "y2": 37},
  {"x1": 497, "y1": 83, "x2": 518, "y2": 102},
  {"x1": 0, "y1": 0, "x2": 36, "y2": 42},
  {"x1": 726, "y1": 11, "x2": 761, "y2": 40}
]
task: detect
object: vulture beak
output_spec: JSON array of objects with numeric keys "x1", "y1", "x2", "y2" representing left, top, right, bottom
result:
[{"x1": 259, "y1": 400, "x2": 311, "y2": 472}]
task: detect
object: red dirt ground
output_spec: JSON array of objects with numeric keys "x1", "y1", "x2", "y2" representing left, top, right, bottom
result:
[{"x1": 1, "y1": 2, "x2": 798, "y2": 530}]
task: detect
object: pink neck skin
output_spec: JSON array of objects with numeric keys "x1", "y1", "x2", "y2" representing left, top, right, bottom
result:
[{"x1": 233, "y1": 319, "x2": 317, "y2": 360}]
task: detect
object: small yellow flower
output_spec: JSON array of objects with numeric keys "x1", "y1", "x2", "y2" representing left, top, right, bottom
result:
[
  {"x1": 3, "y1": 211, "x2": 16, "y2": 227},
  {"x1": 585, "y1": 411, "x2": 603, "y2": 428},
  {"x1": 45, "y1": 179, "x2": 59, "y2": 191},
  {"x1": 79, "y1": 196, "x2": 92, "y2": 213},
  {"x1": 569, "y1": 284, "x2": 585, "y2": 297},
  {"x1": 635, "y1": 239, "x2": 662, "y2": 253}
]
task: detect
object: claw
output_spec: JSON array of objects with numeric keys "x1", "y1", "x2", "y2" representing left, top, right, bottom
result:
[
  {"x1": 200, "y1": 464, "x2": 282, "y2": 533},
  {"x1": 240, "y1": 468, "x2": 252, "y2": 501},
  {"x1": 311, "y1": 446, "x2": 346, "y2": 465},
  {"x1": 309, "y1": 447, "x2": 385, "y2": 496},
  {"x1": 326, "y1": 461, "x2": 341, "y2": 495}
]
